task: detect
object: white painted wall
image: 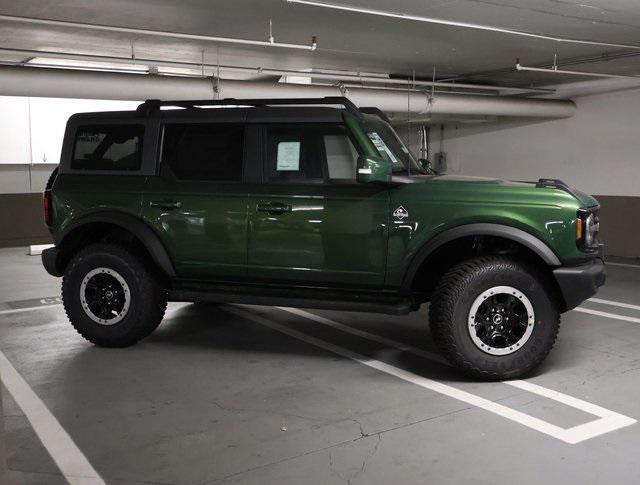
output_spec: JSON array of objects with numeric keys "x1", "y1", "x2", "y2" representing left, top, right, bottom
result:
[
  {"x1": 0, "y1": 96, "x2": 31, "y2": 164},
  {"x1": 0, "y1": 96, "x2": 139, "y2": 193},
  {"x1": 0, "y1": 96, "x2": 140, "y2": 166},
  {"x1": 438, "y1": 87, "x2": 640, "y2": 197}
]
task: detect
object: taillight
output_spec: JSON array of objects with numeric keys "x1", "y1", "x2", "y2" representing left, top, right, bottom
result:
[{"x1": 43, "y1": 190, "x2": 52, "y2": 226}]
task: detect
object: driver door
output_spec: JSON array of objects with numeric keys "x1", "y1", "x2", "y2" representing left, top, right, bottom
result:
[{"x1": 247, "y1": 123, "x2": 390, "y2": 288}]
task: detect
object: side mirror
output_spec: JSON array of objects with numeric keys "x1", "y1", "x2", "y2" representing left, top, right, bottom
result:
[
  {"x1": 419, "y1": 158, "x2": 437, "y2": 175},
  {"x1": 357, "y1": 155, "x2": 392, "y2": 184}
]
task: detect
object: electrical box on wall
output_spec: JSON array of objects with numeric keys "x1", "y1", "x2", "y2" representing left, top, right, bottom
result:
[{"x1": 434, "y1": 152, "x2": 447, "y2": 173}]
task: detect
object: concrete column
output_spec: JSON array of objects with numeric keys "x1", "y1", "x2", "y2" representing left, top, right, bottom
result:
[{"x1": 0, "y1": 384, "x2": 6, "y2": 485}]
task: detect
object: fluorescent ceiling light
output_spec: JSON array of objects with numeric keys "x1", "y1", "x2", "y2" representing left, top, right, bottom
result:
[
  {"x1": 286, "y1": 0, "x2": 640, "y2": 51},
  {"x1": 27, "y1": 57, "x2": 149, "y2": 73},
  {"x1": 516, "y1": 63, "x2": 640, "y2": 81}
]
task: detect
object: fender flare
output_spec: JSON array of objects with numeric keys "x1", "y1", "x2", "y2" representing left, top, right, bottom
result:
[
  {"x1": 57, "y1": 211, "x2": 176, "y2": 277},
  {"x1": 400, "y1": 223, "x2": 561, "y2": 292}
]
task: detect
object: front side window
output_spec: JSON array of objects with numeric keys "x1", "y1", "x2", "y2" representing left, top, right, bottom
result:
[
  {"x1": 162, "y1": 123, "x2": 244, "y2": 181},
  {"x1": 71, "y1": 124, "x2": 144, "y2": 171},
  {"x1": 265, "y1": 126, "x2": 323, "y2": 183},
  {"x1": 264, "y1": 124, "x2": 359, "y2": 183},
  {"x1": 324, "y1": 134, "x2": 358, "y2": 180}
]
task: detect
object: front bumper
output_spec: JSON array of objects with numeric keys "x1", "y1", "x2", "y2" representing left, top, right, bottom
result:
[
  {"x1": 42, "y1": 246, "x2": 64, "y2": 277},
  {"x1": 553, "y1": 258, "x2": 606, "y2": 311}
]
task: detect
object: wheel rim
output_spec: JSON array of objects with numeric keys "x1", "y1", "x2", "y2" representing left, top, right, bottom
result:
[
  {"x1": 467, "y1": 285, "x2": 535, "y2": 356},
  {"x1": 80, "y1": 267, "x2": 130, "y2": 325}
]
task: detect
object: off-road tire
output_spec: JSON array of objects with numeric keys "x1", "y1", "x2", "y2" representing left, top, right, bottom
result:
[
  {"x1": 62, "y1": 242, "x2": 167, "y2": 347},
  {"x1": 429, "y1": 256, "x2": 560, "y2": 380}
]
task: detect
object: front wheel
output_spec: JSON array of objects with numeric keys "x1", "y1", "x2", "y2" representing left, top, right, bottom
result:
[
  {"x1": 429, "y1": 256, "x2": 560, "y2": 380},
  {"x1": 62, "y1": 243, "x2": 167, "y2": 347}
]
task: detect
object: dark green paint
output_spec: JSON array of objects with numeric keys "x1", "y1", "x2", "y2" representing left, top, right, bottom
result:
[{"x1": 48, "y1": 109, "x2": 599, "y2": 297}]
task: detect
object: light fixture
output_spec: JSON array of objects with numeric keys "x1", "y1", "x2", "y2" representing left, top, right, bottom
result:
[{"x1": 516, "y1": 62, "x2": 640, "y2": 81}]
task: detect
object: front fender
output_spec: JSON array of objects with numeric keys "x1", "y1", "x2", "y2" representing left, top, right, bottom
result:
[{"x1": 398, "y1": 223, "x2": 561, "y2": 292}]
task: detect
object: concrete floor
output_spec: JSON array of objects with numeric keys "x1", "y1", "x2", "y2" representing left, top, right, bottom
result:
[{"x1": 1, "y1": 246, "x2": 640, "y2": 484}]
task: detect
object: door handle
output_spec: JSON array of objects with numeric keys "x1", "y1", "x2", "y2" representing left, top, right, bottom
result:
[
  {"x1": 149, "y1": 200, "x2": 182, "y2": 210},
  {"x1": 256, "y1": 202, "x2": 292, "y2": 215}
]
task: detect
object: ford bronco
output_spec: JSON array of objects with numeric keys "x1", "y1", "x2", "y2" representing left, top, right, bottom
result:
[{"x1": 41, "y1": 97, "x2": 604, "y2": 380}]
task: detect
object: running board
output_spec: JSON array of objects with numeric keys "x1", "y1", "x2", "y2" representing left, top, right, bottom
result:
[{"x1": 167, "y1": 289, "x2": 414, "y2": 315}]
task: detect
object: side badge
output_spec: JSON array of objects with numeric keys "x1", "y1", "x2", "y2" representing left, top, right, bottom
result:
[{"x1": 393, "y1": 206, "x2": 409, "y2": 220}]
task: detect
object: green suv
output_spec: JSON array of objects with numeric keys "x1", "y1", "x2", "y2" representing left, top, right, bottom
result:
[{"x1": 42, "y1": 97, "x2": 604, "y2": 380}]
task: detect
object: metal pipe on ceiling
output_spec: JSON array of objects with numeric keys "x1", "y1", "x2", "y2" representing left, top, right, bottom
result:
[
  {"x1": 0, "y1": 47, "x2": 554, "y2": 94},
  {"x1": 286, "y1": 0, "x2": 640, "y2": 51},
  {"x1": 0, "y1": 13, "x2": 317, "y2": 51},
  {"x1": 0, "y1": 66, "x2": 576, "y2": 119}
]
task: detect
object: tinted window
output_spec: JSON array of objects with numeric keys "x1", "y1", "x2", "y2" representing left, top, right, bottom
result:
[
  {"x1": 264, "y1": 125, "x2": 358, "y2": 183},
  {"x1": 265, "y1": 126, "x2": 323, "y2": 183},
  {"x1": 162, "y1": 123, "x2": 244, "y2": 181},
  {"x1": 72, "y1": 125, "x2": 143, "y2": 171}
]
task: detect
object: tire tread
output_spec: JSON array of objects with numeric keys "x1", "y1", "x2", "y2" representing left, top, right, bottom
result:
[
  {"x1": 429, "y1": 255, "x2": 560, "y2": 380},
  {"x1": 62, "y1": 242, "x2": 167, "y2": 347}
]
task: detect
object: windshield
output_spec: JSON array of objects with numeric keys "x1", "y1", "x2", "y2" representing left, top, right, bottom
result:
[{"x1": 363, "y1": 119, "x2": 425, "y2": 174}]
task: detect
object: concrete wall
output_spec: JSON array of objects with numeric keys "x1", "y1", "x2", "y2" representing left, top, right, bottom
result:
[
  {"x1": 412, "y1": 86, "x2": 640, "y2": 258},
  {"x1": 0, "y1": 96, "x2": 137, "y2": 247},
  {"x1": 0, "y1": 193, "x2": 52, "y2": 247},
  {"x1": 0, "y1": 165, "x2": 55, "y2": 247},
  {"x1": 440, "y1": 87, "x2": 640, "y2": 197}
]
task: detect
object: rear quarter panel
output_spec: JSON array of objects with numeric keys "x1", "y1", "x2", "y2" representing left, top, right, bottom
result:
[{"x1": 50, "y1": 174, "x2": 146, "y2": 242}]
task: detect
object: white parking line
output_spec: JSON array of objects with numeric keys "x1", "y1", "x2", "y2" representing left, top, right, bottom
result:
[
  {"x1": 575, "y1": 307, "x2": 640, "y2": 324},
  {"x1": 588, "y1": 297, "x2": 640, "y2": 312},
  {"x1": 0, "y1": 350, "x2": 105, "y2": 484},
  {"x1": 606, "y1": 262, "x2": 640, "y2": 269},
  {"x1": 1, "y1": 301, "x2": 637, "y2": 445},
  {"x1": 0, "y1": 304, "x2": 62, "y2": 316},
  {"x1": 231, "y1": 306, "x2": 636, "y2": 444}
]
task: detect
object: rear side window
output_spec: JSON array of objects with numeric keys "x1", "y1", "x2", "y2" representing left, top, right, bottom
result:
[
  {"x1": 72, "y1": 125, "x2": 144, "y2": 171},
  {"x1": 162, "y1": 123, "x2": 244, "y2": 181}
]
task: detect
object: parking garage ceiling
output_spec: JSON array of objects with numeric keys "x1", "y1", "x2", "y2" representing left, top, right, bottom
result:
[{"x1": 0, "y1": 0, "x2": 640, "y2": 90}]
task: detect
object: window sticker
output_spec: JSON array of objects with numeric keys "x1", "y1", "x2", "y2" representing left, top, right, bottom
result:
[
  {"x1": 277, "y1": 141, "x2": 301, "y2": 171},
  {"x1": 367, "y1": 132, "x2": 399, "y2": 164}
]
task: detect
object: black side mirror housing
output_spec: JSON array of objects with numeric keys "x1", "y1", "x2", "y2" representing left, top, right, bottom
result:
[{"x1": 419, "y1": 158, "x2": 437, "y2": 175}]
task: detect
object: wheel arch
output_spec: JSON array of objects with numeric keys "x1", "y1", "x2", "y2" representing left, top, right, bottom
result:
[
  {"x1": 401, "y1": 223, "x2": 562, "y2": 295},
  {"x1": 56, "y1": 211, "x2": 175, "y2": 278}
]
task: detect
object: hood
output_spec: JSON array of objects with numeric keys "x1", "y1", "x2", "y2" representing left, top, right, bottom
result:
[{"x1": 394, "y1": 174, "x2": 599, "y2": 208}]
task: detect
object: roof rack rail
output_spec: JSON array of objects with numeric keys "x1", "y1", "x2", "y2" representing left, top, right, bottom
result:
[{"x1": 136, "y1": 96, "x2": 362, "y2": 117}]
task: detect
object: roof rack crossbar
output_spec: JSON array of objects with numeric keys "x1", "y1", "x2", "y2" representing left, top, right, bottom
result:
[{"x1": 136, "y1": 96, "x2": 362, "y2": 117}]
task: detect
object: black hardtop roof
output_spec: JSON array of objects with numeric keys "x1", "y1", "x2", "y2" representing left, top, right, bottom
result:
[{"x1": 67, "y1": 97, "x2": 390, "y2": 125}]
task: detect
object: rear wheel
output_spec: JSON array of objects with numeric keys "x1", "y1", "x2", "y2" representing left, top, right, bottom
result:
[
  {"x1": 62, "y1": 243, "x2": 167, "y2": 347},
  {"x1": 429, "y1": 256, "x2": 560, "y2": 380}
]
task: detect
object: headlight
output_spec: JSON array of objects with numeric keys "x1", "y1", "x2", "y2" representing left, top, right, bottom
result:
[{"x1": 576, "y1": 208, "x2": 600, "y2": 251}]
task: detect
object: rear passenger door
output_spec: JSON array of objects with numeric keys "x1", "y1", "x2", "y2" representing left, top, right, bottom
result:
[
  {"x1": 141, "y1": 120, "x2": 250, "y2": 281},
  {"x1": 247, "y1": 123, "x2": 389, "y2": 287}
]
